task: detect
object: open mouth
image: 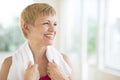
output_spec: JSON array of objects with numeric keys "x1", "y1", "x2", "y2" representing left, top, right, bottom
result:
[{"x1": 44, "y1": 34, "x2": 54, "y2": 40}]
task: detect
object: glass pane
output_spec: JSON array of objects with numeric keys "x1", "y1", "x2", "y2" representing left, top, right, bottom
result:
[
  {"x1": 61, "y1": 0, "x2": 81, "y2": 54},
  {"x1": 105, "y1": 0, "x2": 120, "y2": 70},
  {"x1": 0, "y1": 0, "x2": 33, "y2": 53},
  {"x1": 87, "y1": 0, "x2": 98, "y2": 63},
  {"x1": 0, "y1": 18, "x2": 25, "y2": 52},
  {"x1": 86, "y1": 0, "x2": 98, "y2": 80}
]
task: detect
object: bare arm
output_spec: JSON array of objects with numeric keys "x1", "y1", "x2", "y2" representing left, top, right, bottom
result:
[
  {"x1": 0, "y1": 56, "x2": 12, "y2": 80},
  {"x1": 62, "y1": 53, "x2": 74, "y2": 80}
]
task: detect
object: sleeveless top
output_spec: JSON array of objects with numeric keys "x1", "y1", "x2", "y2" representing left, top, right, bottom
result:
[{"x1": 39, "y1": 75, "x2": 51, "y2": 80}]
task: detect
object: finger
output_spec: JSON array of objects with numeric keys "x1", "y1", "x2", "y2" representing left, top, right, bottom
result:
[
  {"x1": 48, "y1": 59, "x2": 54, "y2": 63},
  {"x1": 47, "y1": 62, "x2": 52, "y2": 66},
  {"x1": 27, "y1": 61, "x2": 33, "y2": 69},
  {"x1": 34, "y1": 64, "x2": 38, "y2": 69},
  {"x1": 48, "y1": 60, "x2": 55, "y2": 65},
  {"x1": 52, "y1": 60, "x2": 55, "y2": 63},
  {"x1": 47, "y1": 62, "x2": 56, "y2": 68},
  {"x1": 47, "y1": 71, "x2": 50, "y2": 76},
  {"x1": 51, "y1": 60, "x2": 57, "y2": 65},
  {"x1": 47, "y1": 64, "x2": 50, "y2": 70}
]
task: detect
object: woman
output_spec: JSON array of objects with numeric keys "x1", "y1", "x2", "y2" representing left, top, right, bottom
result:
[{"x1": 0, "y1": 3, "x2": 73, "y2": 80}]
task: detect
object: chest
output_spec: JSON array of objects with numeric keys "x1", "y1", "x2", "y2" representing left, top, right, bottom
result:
[{"x1": 38, "y1": 60, "x2": 48, "y2": 77}]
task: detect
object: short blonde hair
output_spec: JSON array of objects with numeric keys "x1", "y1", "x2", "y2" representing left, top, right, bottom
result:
[{"x1": 20, "y1": 3, "x2": 56, "y2": 38}]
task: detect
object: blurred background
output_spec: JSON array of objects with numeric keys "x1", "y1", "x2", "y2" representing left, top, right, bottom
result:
[{"x1": 0, "y1": 0, "x2": 120, "y2": 80}]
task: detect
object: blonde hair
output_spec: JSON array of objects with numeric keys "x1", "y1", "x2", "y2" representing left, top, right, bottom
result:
[{"x1": 20, "y1": 3, "x2": 56, "y2": 38}]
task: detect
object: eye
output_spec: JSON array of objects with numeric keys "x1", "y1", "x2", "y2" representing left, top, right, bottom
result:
[
  {"x1": 54, "y1": 23, "x2": 57, "y2": 26},
  {"x1": 43, "y1": 22, "x2": 49, "y2": 25}
]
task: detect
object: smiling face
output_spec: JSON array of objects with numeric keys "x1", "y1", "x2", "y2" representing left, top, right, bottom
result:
[
  {"x1": 27, "y1": 15, "x2": 57, "y2": 46},
  {"x1": 20, "y1": 3, "x2": 57, "y2": 46}
]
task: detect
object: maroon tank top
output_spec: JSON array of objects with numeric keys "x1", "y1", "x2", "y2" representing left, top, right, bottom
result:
[{"x1": 39, "y1": 75, "x2": 51, "y2": 80}]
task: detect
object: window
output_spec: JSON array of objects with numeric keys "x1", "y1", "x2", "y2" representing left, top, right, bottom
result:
[
  {"x1": 105, "y1": 0, "x2": 120, "y2": 71},
  {"x1": 60, "y1": 0, "x2": 120, "y2": 80},
  {"x1": 0, "y1": 0, "x2": 33, "y2": 65},
  {"x1": 0, "y1": 0, "x2": 33, "y2": 52}
]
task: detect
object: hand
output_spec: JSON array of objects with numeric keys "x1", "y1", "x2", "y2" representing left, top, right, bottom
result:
[
  {"x1": 47, "y1": 60, "x2": 69, "y2": 80},
  {"x1": 24, "y1": 62, "x2": 40, "y2": 80}
]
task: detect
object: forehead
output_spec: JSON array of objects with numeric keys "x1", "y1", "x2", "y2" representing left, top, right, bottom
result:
[{"x1": 35, "y1": 15, "x2": 57, "y2": 22}]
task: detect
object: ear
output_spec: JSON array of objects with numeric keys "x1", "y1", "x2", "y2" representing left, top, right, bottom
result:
[{"x1": 22, "y1": 23, "x2": 31, "y2": 33}]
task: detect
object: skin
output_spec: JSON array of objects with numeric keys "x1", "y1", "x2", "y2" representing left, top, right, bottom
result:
[
  {"x1": 0, "y1": 56, "x2": 12, "y2": 80},
  {"x1": 0, "y1": 15, "x2": 73, "y2": 80}
]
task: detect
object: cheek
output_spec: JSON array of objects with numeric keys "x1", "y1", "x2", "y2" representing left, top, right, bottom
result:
[
  {"x1": 37, "y1": 26, "x2": 47, "y2": 32},
  {"x1": 34, "y1": 28, "x2": 44, "y2": 34},
  {"x1": 36, "y1": 30, "x2": 45, "y2": 38},
  {"x1": 32, "y1": 27, "x2": 47, "y2": 37}
]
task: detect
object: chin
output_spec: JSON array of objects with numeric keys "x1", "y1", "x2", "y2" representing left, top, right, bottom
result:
[
  {"x1": 46, "y1": 41, "x2": 54, "y2": 46},
  {"x1": 48, "y1": 43, "x2": 53, "y2": 45}
]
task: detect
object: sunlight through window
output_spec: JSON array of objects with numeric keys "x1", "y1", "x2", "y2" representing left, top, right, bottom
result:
[{"x1": 0, "y1": 0, "x2": 33, "y2": 52}]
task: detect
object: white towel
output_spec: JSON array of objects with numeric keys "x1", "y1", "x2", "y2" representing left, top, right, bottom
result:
[{"x1": 7, "y1": 41, "x2": 72, "y2": 80}]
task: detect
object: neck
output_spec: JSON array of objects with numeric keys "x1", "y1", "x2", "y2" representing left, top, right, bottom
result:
[{"x1": 28, "y1": 41, "x2": 47, "y2": 64}]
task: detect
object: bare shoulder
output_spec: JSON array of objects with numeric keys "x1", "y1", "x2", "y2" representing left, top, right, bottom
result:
[
  {"x1": 0, "y1": 56, "x2": 12, "y2": 80},
  {"x1": 2, "y1": 56, "x2": 12, "y2": 65}
]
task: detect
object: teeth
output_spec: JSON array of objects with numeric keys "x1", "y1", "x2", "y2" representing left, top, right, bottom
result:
[
  {"x1": 45, "y1": 34, "x2": 54, "y2": 39},
  {"x1": 46, "y1": 34, "x2": 53, "y2": 37}
]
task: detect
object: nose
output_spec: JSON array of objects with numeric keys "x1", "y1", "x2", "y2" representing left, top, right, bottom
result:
[{"x1": 48, "y1": 24, "x2": 56, "y2": 32}]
